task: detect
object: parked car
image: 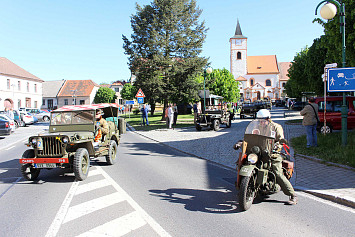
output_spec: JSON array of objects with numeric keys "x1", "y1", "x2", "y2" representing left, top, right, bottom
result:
[
  {"x1": 33, "y1": 110, "x2": 50, "y2": 122},
  {"x1": 29, "y1": 113, "x2": 38, "y2": 123},
  {"x1": 19, "y1": 108, "x2": 41, "y2": 114},
  {"x1": 292, "y1": 101, "x2": 307, "y2": 111},
  {"x1": 0, "y1": 118, "x2": 12, "y2": 135},
  {"x1": 0, "y1": 114, "x2": 16, "y2": 132},
  {"x1": 315, "y1": 96, "x2": 355, "y2": 133},
  {"x1": 275, "y1": 99, "x2": 285, "y2": 107},
  {"x1": 20, "y1": 111, "x2": 35, "y2": 126}
]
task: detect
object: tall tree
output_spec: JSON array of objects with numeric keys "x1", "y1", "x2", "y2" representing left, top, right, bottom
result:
[
  {"x1": 94, "y1": 87, "x2": 117, "y2": 103},
  {"x1": 122, "y1": 0, "x2": 208, "y2": 119},
  {"x1": 121, "y1": 83, "x2": 137, "y2": 101}
]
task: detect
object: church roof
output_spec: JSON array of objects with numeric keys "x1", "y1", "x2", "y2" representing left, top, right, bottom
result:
[
  {"x1": 247, "y1": 55, "x2": 279, "y2": 74},
  {"x1": 278, "y1": 62, "x2": 291, "y2": 79},
  {"x1": 231, "y1": 19, "x2": 247, "y2": 39}
]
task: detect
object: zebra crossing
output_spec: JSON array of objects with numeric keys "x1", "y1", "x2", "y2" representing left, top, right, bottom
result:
[{"x1": 46, "y1": 166, "x2": 171, "y2": 237}]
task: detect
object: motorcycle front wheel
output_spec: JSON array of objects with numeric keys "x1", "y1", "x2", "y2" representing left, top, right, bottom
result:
[{"x1": 239, "y1": 175, "x2": 256, "y2": 211}]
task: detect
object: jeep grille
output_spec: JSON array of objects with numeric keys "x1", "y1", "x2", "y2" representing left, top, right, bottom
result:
[{"x1": 38, "y1": 137, "x2": 64, "y2": 157}]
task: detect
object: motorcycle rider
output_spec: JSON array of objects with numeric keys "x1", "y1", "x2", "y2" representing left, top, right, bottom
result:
[{"x1": 255, "y1": 109, "x2": 298, "y2": 205}]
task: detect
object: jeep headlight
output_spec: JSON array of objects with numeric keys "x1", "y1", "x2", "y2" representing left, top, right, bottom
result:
[
  {"x1": 62, "y1": 137, "x2": 69, "y2": 143},
  {"x1": 31, "y1": 138, "x2": 37, "y2": 144},
  {"x1": 247, "y1": 153, "x2": 258, "y2": 164}
]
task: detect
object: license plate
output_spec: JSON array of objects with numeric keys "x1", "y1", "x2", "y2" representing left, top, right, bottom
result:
[{"x1": 35, "y1": 163, "x2": 56, "y2": 168}]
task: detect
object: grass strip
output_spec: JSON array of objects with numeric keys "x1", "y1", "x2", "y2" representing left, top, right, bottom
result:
[{"x1": 291, "y1": 130, "x2": 355, "y2": 168}]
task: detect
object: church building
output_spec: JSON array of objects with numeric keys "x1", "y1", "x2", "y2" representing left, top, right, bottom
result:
[{"x1": 230, "y1": 20, "x2": 290, "y2": 101}]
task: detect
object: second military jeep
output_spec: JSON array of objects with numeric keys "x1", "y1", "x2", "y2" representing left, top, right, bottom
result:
[{"x1": 19, "y1": 104, "x2": 126, "y2": 181}]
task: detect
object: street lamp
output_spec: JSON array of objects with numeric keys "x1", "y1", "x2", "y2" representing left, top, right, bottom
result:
[
  {"x1": 315, "y1": 0, "x2": 347, "y2": 145},
  {"x1": 203, "y1": 66, "x2": 213, "y2": 113}
]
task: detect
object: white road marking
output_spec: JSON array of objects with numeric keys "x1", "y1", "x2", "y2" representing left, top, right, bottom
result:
[
  {"x1": 76, "y1": 211, "x2": 147, "y2": 237},
  {"x1": 45, "y1": 181, "x2": 79, "y2": 237},
  {"x1": 63, "y1": 192, "x2": 125, "y2": 224},
  {"x1": 0, "y1": 170, "x2": 7, "y2": 174},
  {"x1": 76, "y1": 179, "x2": 111, "y2": 195},
  {"x1": 87, "y1": 168, "x2": 101, "y2": 177},
  {"x1": 5, "y1": 146, "x2": 15, "y2": 150},
  {"x1": 97, "y1": 166, "x2": 172, "y2": 237}
]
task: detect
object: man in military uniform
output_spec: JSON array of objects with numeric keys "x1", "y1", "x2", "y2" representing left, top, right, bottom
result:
[
  {"x1": 95, "y1": 109, "x2": 109, "y2": 142},
  {"x1": 257, "y1": 109, "x2": 298, "y2": 205}
]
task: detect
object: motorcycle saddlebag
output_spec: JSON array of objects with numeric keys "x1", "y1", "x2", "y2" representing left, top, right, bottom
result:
[{"x1": 282, "y1": 160, "x2": 294, "y2": 179}]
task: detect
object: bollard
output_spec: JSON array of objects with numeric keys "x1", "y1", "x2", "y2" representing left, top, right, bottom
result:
[{"x1": 118, "y1": 118, "x2": 126, "y2": 134}]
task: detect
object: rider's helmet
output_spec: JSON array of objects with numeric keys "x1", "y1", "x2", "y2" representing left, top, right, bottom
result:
[{"x1": 256, "y1": 109, "x2": 271, "y2": 119}]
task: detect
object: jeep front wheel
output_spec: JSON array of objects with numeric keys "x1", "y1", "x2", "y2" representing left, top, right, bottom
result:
[
  {"x1": 73, "y1": 148, "x2": 90, "y2": 181},
  {"x1": 20, "y1": 149, "x2": 40, "y2": 181},
  {"x1": 213, "y1": 119, "x2": 220, "y2": 131},
  {"x1": 106, "y1": 140, "x2": 118, "y2": 165}
]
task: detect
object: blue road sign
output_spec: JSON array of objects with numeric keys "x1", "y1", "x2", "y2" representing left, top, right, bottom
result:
[
  {"x1": 137, "y1": 97, "x2": 144, "y2": 104},
  {"x1": 125, "y1": 100, "x2": 134, "y2": 105},
  {"x1": 328, "y1": 67, "x2": 355, "y2": 92}
]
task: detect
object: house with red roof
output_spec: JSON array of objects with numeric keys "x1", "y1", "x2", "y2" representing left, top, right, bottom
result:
[
  {"x1": 230, "y1": 20, "x2": 291, "y2": 101},
  {"x1": 0, "y1": 57, "x2": 44, "y2": 110},
  {"x1": 99, "y1": 80, "x2": 128, "y2": 105},
  {"x1": 57, "y1": 80, "x2": 99, "y2": 108}
]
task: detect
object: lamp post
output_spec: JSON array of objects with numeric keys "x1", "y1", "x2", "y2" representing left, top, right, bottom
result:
[
  {"x1": 203, "y1": 67, "x2": 213, "y2": 113},
  {"x1": 315, "y1": 0, "x2": 347, "y2": 145}
]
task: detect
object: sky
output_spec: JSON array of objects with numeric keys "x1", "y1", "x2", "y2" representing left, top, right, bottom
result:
[{"x1": 0, "y1": 0, "x2": 326, "y2": 84}]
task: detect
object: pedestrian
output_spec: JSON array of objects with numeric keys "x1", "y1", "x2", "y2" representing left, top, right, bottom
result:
[
  {"x1": 168, "y1": 104, "x2": 174, "y2": 129},
  {"x1": 300, "y1": 97, "x2": 318, "y2": 148},
  {"x1": 5, "y1": 108, "x2": 14, "y2": 120},
  {"x1": 141, "y1": 104, "x2": 149, "y2": 126},
  {"x1": 165, "y1": 105, "x2": 169, "y2": 128},
  {"x1": 173, "y1": 103, "x2": 178, "y2": 127},
  {"x1": 193, "y1": 101, "x2": 198, "y2": 124}
]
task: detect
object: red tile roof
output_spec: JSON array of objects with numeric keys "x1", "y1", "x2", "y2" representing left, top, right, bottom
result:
[
  {"x1": 0, "y1": 57, "x2": 43, "y2": 82},
  {"x1": 57, "y1": 80, "x2": 97, "y2": 97},
  {"x1": 247, "y1": 55, "x2": 279, "y2": 74},
  {"x1": 278, "y1": 62, "x2": 291, "y2": 79}
]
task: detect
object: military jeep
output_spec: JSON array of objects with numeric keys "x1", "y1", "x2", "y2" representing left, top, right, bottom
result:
[
  {"x1": 19, "y1": 104, "x2": 126, "y2": 181},
  {"x1": 195, "y1": 94, "x2": 233, "y2": 131}
]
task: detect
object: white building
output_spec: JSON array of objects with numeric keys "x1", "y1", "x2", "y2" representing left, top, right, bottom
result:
[
  {"x1": 42, "y1": 80, "x2": 66, "y2": 110},
  {"x1": 230, "y1": 20, "x2": 290, "y2": 101},
  {"x1": 0, "y1": 57, "x2": 43, "y2": 110}
]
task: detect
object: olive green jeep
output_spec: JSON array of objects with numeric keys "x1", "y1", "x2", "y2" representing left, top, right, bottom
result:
[{"x1": 19, "y1": 104, "x2": 126, "y2": 181}]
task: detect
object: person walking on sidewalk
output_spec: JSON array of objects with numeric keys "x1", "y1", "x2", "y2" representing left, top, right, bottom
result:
[
  {"x1": 168, "y1": 104, "x2": 174, "y2": 129},
  {"x1": 300, "y1": 97, "x2": 318, "y2": 148},
  {"x1": 141, "y1": 104, "x2": 149, "y2": 126},
  {"x1": 173, "y1": 103, "x2": 178, "y2": 127}
]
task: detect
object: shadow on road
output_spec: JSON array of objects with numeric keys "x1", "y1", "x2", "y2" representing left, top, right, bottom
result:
[{"x1": 149, "y1": 188, "x2": 241, "y2": 214}]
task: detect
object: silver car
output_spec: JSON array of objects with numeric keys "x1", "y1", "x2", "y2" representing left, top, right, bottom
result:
[{"x1": 33, "y1": 110, "x2": 51, "y2": 122}]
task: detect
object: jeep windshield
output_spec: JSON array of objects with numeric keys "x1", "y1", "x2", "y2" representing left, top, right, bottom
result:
[{"x1": 51, "y1": 111, "x2": 95, "y2": 125}]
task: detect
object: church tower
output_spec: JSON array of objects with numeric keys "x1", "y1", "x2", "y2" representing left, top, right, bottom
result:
[{"x1": 230, "y1": 20, "x2": 247, "y2": 80}]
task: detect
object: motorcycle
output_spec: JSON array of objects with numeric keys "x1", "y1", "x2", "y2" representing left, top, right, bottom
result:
[{"x1": 234, "y1": 119, "x2": 294, "y2": 211}]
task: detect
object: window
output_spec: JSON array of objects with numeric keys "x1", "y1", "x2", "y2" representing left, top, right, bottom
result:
[
  {"x1": 48, "y1": 99, "x2": 53, "y2": 109},
  {"x1": 18, "y1": 99, "x2": 21, "y2": 108},
  {"x1": 27, "y1": 82, "x2": 30, "y2": 92},
  {"x1": 42, "y1": 99, "x2": 45, "y2": 105},
  {"x1": 80, "y1": 100, "x2": 85, "y2": 105},
  {"x1": 34, "y1": 101, "x2": 38, "y2": 108},
  {"x1": 7, "y1": 79, "x2": 10, "y2": 89},
  {"x1": 114, "y1": 88, "x2": 119, "y2": 92},
  {"x1": 237, "y1": 52, "x2": 242, "y2": 60},
  {"x1": 34, "y1": 84, "x2": 37, "y2": 93},
  {"x1": 64, "y1": 99, "x2": 68, "y2": 105},
  {"x1": 18, "y1": 81, "x2": 21, "y2": 91},
  {"x1": 318, "y1": 100, "x2": 349, "y2": 112},
  {"x1": 282, "y1": 82, "x2": 286, "y2": 88},
  {"x1": 266, "y1": 79, "x2": 271, "y2": 86},
  {"x1": 250, "y1": 79, "x2": 254, "y2": 86}
]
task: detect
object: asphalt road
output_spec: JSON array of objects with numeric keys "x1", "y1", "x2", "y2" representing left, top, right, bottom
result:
[{"x1": 0, "y1": 125, "x2": 354, "y2": 236}]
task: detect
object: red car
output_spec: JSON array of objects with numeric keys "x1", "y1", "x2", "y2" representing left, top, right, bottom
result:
[{"x1": 315, "y1": 96, "x2": 355, "y2": 133}]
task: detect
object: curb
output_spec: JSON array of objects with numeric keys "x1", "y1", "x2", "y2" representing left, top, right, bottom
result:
[
  {"x1": 127, "y1": 123, "x2": 354, "y2": 209},
  {"x1": 295, "y1": 186, "x2": 355, "y2": 209}
]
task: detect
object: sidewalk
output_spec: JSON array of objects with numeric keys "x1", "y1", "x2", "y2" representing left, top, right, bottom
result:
[{"x1": 128, "y1": 119, "x2": 355, "y2": 208}]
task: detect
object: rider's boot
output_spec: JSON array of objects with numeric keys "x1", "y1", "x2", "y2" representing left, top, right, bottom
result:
[{"x1": 288, "y1": 194, "x2": 298, "y2": 205}]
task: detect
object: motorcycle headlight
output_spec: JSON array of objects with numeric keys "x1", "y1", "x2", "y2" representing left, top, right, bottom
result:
[
  {"x1": 31, "y1": 138, "x2": 37, "y2": 144},
  {"x1": 62, "y1": 137, "x2": 69, "y2": 143},
  {"x1": 247, "y1": 153, "x2": 258, "y2": 164}
]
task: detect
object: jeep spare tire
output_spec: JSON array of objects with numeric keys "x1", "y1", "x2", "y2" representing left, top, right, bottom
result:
[
  {"x1": 73, "y1": 148, "x2": 90, "y2": 181},
  {"x1": 106, "y1": 140, "x2": 118, "y2": 165}
]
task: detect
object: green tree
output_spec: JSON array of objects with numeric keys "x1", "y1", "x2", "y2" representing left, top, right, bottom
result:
[
  {"x1": 195, "y1": 68, "x2": 239, "y2": 102},
  {"x1": 94, "y1": 87, "x2": 117, "y2": 103},
  {"x1": 121, "y1": 83, "x2": 137, "y2": 100},
  {"x1": 123, "y1": 0, "x2": 208, "y2": 119}
]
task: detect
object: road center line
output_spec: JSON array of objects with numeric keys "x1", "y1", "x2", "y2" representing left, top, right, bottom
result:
[{"x1": 45, "y1": 181, "x2": 79, "y2": 237}]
